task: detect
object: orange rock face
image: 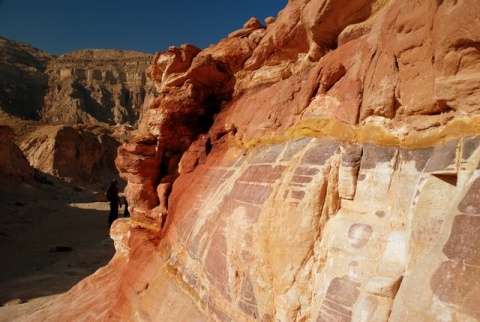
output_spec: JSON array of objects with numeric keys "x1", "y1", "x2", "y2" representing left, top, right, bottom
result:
[{"x1": 23, "y1": 0, "x2": 480, "y2": 321}]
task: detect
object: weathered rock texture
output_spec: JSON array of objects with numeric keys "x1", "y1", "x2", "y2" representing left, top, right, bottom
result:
[
  {"x1": 0, "y1": 37, "x2": 54, "y2": 120},
  {"x1": 19, "y1": 0, "x2": 480, "y2": 321},
  {"x1": 0, "y1": 125, "x2": 34, "y2": 182},
  {"x1": 19, "y1": 124, "x2": 122, "y2": 185},
  {"x1": 41, "y1": 50, "x2": 154, "y2": 125},
  {"x1": 0, "y1": 37, "x2": 154, "y2": 125},
  {"x1": 0, "y1": 111, "x2": 128, "y2": 187},
  {"x1": 0, "y1": 38, "x2": 154, "y2": 186}
]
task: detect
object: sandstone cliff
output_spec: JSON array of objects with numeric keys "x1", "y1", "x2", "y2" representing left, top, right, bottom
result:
[{"x1": 19, "y1": 0, "x2": 480, "y2": 321}]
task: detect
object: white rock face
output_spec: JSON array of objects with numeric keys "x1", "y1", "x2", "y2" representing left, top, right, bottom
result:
[
  {"x1": 19, "y1": 134, "x2": 480, "y2": 322},
  {"x1": 158, "y1": 136, "x2": 480, "y2": 321}
]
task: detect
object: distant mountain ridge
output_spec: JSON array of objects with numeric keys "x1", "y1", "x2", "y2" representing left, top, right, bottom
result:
[
  {"x1": 0, "y1": 36, "x2": 154, "y2": 125},
  {"x1": 0, "y1": 36, "x2": 54, "y2": 120},
  {"x1": 0, "y1": 36, "x2": 152, "y2": 187}
]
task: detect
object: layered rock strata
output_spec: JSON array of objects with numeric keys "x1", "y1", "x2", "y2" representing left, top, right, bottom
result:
[
  {"x1": 161, "y1": 133, "x2": 480, "y2": 321},
  {"x1": 21, "y1": 128, "x2": 480, "y2": 321},
  {"x1": 41, "y1": 50, "x2": 154, "y2": 125},
  {"x1": 19, "y1": 0, "x2": 480, "y2": 321},
  {"x1": 0, "y1": 37, "x2": 54, "y2": 120},
  {"x1": 0, "y1": 37, "x2": 154, "y2": 125},
  {"x1": 0, "y1": 38, "x2": 154, "y2": 186}
]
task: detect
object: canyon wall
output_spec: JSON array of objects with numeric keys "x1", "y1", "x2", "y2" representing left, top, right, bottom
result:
[
  {"x1": 0, "y1": 38, "x2": 155, "y2": 186},
  {"x1": 0, "y1": 37, "x2": 154, "y2": 126},
  {"x1": 18, "y1": 124, "x2": 122, "y2": 186},
  {"x1": 0, "y1": 37, "x2": 54, "y2": 120},
  {"x1": 41, "y1": 49, "x2": 154, "y2": 125},
  {"x1": 19, "y1": 0, "x2": 480, "y2": 321}
]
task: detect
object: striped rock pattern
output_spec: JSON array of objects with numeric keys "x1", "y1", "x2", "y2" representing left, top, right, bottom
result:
[
  {"x1": 21, "y1": 134, "x2": 480, "y2": 321},
  {"x1": 18, "y1": 0, "x2": 480, "y2": 320},
  {"x1": 162, "y1": 136, "x2": 480, "y2": 321}
]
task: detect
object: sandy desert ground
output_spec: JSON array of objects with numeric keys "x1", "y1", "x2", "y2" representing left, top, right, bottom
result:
[{"x1": 0, "y1": 177, "x2": 123, "y2": 321}]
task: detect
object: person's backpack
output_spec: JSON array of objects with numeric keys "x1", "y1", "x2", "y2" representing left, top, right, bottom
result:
[{"x1": 106, "y1": 187, "x2": 113, "y2": 201}]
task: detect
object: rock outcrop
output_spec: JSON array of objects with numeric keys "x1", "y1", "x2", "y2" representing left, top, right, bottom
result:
[
  {"x1": 19, "y1": 124, "x2": 122, "y2": 186},
  {"x1": 0, "y1": 125, "x2": 34, "y2": 182},
  {"x1": 18, "y1": 0, "x2": 480, "y2": 321}
]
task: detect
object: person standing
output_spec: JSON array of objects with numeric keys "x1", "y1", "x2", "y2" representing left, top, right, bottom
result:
[
  {"x1": 123, "y1": 196, "x2": 130, "y2": 217},
  {"x1": 106, "y1": 179, "x2": 122, "y2": 227}
]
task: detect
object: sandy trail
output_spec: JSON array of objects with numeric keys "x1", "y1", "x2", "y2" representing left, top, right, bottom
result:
[{"x1": 0, "y1": 179, "x2": 119, "y2": 320}]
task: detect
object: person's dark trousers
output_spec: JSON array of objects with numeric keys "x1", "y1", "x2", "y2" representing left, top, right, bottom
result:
[{"x1": 108, "y1": 202, "x2": 119, "y2": 227}]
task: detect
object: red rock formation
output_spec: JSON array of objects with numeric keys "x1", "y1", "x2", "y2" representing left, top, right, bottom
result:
[{"x1": 20, "y1": 0, "x2": 480, "y2": 321}]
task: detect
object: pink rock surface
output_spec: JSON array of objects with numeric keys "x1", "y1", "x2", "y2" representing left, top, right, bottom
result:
[{"x1": 20, "y1": 0, "x2": 480, "y2": 321}]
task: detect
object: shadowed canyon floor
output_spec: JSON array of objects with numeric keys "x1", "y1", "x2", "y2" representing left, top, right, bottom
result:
[{"x1": 0, "y1": 179, "x2": 116, "y2": 321}]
